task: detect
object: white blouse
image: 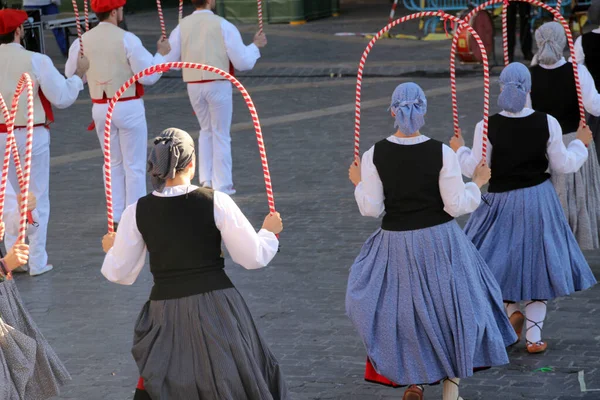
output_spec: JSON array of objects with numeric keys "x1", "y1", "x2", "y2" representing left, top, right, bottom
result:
[
  {"x1": 574, "y1": 29, "x2": 600, "y2": 64},
  {"x1": 355, "y1": 135, "x2": 481, "y2": 219},
  {"x1": 528, "y1": 57, "x2": 600, "y2": 117},
  {"x1": 456, "y1": 108, "x2": 588, "y2": 178},
  {"x1": 101, "y1": 185, "x2": 279, "y2": 285}
]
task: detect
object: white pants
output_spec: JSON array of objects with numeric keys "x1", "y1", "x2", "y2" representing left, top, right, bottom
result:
[
  {"x1": 187, "y1": 81, "x2": 233, "y2": 192},
  {"x1": 92, "y1": 99, "x2": 148, "y2": 223},
  {"x1": 0, "y1": 126, "x2": 49, "y2": 271}
]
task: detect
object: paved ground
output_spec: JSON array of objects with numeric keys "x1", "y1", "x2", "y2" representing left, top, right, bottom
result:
[{"x1": 7, "y1": 1, "x2": 600, "y2": 399}]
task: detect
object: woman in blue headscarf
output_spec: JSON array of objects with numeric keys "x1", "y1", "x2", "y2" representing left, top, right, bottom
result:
[
  {"x1": 346, "y1": 82, "x2": 516, "y2": 400},
  {"x1": 452, "y1": 63, "x2": 596, "y2": 355}
]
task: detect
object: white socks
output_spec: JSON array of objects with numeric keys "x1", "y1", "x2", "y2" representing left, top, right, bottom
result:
[
  {"x1": 443, "y1": 378, "x2": 460, "y2": 400},
  {"x1": 525, "y1": 300, "x2": 547, "y2": 344},
  {"x1": 504, "y1": 302, "x2": 520, "y2": 318}
]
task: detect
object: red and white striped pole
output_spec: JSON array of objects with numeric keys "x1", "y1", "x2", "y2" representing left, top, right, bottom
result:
[
  {"x1": 178, "y1": 0, "x2": 184, "y2": 22},
  {"x1": 0, "y1": 94, "x2": 13, "y2": 224},
  {"x1": 102, "y1": 63, "x2": 276, "y2": 233},
  {"x1": 156, "y1": 0, "x2": 167, "y2": 38},
  {"x1": 452, "y1": 0, "x2": 585, "y2": 124},
  {"x1": 71, "y1": 0, "x2": 84, "y2": 54},
  {"x1": 502, "y1": 1, "x2": 510, "y2": 66},
  {"x1": 84, "y1": 0, "x2": 90, "y2": 31},
  {"x1": 388, "y1": 0, "x2": 399, "y2": 24},
  {"x1": 355, "y1": 11, "x2": 491, "y2": 160},
  {"x1": 258, "y1": 0, "x2": 264, "y2": 34}
]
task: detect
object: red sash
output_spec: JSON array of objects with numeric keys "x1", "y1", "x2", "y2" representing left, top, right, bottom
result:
[{"x1": 87, "y1": 82, "x2": 145, "y2": 131}]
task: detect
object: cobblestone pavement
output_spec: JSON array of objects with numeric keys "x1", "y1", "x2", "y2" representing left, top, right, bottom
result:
[{"x1": 9, "y1": 1, "x2": 600, "y2": 399}]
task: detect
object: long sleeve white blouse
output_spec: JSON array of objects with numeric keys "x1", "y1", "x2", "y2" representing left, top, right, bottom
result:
[
  {"x1": 2, "y1": 43, "x2": 83, "y2": 109},
  {"x1": 355, "y1": 135, "x2": 481, "y2": 219},
  {"x1": 101, "y1": 185, "x2": 279, "y2": 285},
  {"x1": 574, "y1": 29, "x2": 600, "y2": 64},
  {"x1": 163, "y1": 9, "x2": 261, "y2": 71},
  {"x1": 456, "y1": 108, "x2": 588, "y2": 178},
  {"x1": 64, "y1": 23, "x2": 165, "y2": 86}
]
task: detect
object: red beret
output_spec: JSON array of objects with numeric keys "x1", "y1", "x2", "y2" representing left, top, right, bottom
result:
[
  {"x1": 91, "y1": 0, "x2": 126, "y2": 13},
  {"x1": 0, "y1": 9, "x2": 28, "y2": 35}
]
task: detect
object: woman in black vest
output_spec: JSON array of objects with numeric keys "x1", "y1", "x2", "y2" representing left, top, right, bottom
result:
[
  {"x1": 529, "y1": 21, "x2": 600, "y2": 250},
  {"x1": 453, "y1": 63, "x2": 596, "y2": 355},
  {"x1": 100, "y1": 128, "x2": 287, "y2": 400},
  {"x1": 346, "y1": 83, "x2": 516, "y2": 400},
  {"x1": 575, "y1": 0, "x2": 600, "y2": 157}
]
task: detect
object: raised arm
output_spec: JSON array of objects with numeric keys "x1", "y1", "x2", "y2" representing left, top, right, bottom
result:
[
  {"x1": 124, "y1": 33, "x2": 169, "y2": 86},
  {"x1": 163, "y1": 25, "x2": 182, "y2": 64},
  {"x1": 101, "y1": 202, "x2": 147, "y2": 285},
  {"x1": 34, "y1": 53, "x2": 85, "y2": 109},
  {"x1": 351, "y1": 146, "x2": 385, "y2": 218},
  {"x1": 222, "y1": 20, "x2": 261, "y2": 71},
  {"x1": 578, "y1": 63, "x2": 600, "y2": 117},
  {"x1": 439, "y1": 144, "x2": 483, "y2": 217},
  {"x1": 455, "y1": 120, "x2": 491, "y2": 178},
  {"x1": 213, "y1": 191, "x2": 280, "y2": 270},
  {"x1": 547, "y1": 115, "x2": 589, "y2": 174}
]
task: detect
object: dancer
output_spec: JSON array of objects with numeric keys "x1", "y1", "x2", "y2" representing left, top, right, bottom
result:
[
  {"x1": 100, "y1": 128, "x2": 288, "y2": 400},
  {"x1": 0, "y1": 8, "x2": 89, "y2": 275},
  {"x1": 65, "y1": 0, "x2": 171, "y2": 228},
  {"x1": 346, "y1": 83, "x2": 516, "y2": 400},
  {"x1": 452, "y1": 63, "x2": 597, "y2": 354},
  {"x1": 0, "y1": 181, "x2": 71, "y2": 399},
  {"x1": 164, "y1": 0, "x2": 267, "y2": 194},
  {"x1": 575, "y1": 0, "x2": 600, "y2": 158},
  {"x1": 529, "y1": 21, "x2": 600, "y2": 249}
]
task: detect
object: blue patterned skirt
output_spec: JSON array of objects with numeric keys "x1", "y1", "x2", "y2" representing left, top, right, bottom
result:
[
  {"x1": 346, "y1": 220, "x2": 516, "y2": 386},
  {"x1": 464, "y1": 179, "x2": 596, "y2": 302}
]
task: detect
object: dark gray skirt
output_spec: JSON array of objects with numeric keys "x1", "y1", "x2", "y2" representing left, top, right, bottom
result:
[
  {"x1": 0, "y1": 279, "x2": 71, "y2": 399},
  {"x1": 132, "y1": 287, "x2": 288, "y2": 400}
]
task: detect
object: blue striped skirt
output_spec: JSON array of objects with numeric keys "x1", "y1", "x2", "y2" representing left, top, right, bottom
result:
[
  {"x1": 464, "y1": 179, "x2": 597, "y2": 302},
  {"x1": 346, "y1": 221, "x2": 516, "y2": 386}
]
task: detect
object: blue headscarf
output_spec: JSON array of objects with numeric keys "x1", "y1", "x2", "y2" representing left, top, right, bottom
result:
[
  {"x1": 497, "y1": 62, "x2": 531, "y2": 113},
  {"x1": 389, "y1": 82, "x2": 427, "y2": 135}
]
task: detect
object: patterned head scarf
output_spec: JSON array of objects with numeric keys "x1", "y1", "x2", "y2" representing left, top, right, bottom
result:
[
  {"x1": 497, "y1": 62, "x2": 531, "y2": 113},
  {"x1": 389, "y1": 82, "x2": 427, "y2": 135},
  {"x1": 531, "y1": 22, "x2": 566, "y2": 66},
  {"x1": 147, "y1": 128, "x2": 195, "y2": 192}
]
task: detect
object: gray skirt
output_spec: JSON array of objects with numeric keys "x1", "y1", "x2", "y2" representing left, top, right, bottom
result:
[
  {"x1": 132, "y1": 287, "x2": 288, "y2": 400},
  {"x1": 0, "y1": 279, "x2": 71, "y2": 400},
  {"x1": 551, "y1": 132, "x2": 600, "y2": 250}
]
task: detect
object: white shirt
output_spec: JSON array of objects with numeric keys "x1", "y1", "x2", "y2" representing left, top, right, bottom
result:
[
  {"x1": 529, "y1": 57, "x2": 600, "y2": 117},
  {"x1": 456, "y1": 108, "x2": 588, "y2": 178},
  {"x1": 574, "y1": 29, "x2": 600, "y2": 64},
  {"x1": 163, "y1": 9, "x2": 261, "y2": 72},
  {"x1": 101, "y1": 185, "x2": 279, "y2": 285},
  {"x1": 354, "y1": 135, "x2": 481, "y2": 219},
  {"x1": 64, "y1": 23, "x2": 165, "y2": 87},
  {"x1": 2, "y1": 44, "x2": 83, "y2": 109}
]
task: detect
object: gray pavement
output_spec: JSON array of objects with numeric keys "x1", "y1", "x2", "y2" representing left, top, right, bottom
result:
[{"x1": 9, "y1": 1, "x2": 600, "y2": 399}]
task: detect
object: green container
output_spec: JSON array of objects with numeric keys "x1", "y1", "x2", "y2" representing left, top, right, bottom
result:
[{"x1": 217, "y1": 0, "x2": 339, "y2": 24}]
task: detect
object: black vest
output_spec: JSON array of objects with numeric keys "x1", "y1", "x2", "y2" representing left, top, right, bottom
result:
[
  {"x1": 530, "y1": 63, "x2": 580, "y2": 134},
  {"x1": 582, "y1": 32, "x2": 600, "y2": 92},
  {"x1": 373, "y1": 138, "x2": 453, "y2": 231},
  {"x1": 135, "y1": 188, "x2": 233, "y2": 301},
  {"x1": 488, "y1": 112, "x2": 550, "y2": 193}
]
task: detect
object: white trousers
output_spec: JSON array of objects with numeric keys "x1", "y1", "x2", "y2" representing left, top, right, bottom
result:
[
  {"x1": 0, "y1": 126, "x2": 50, "y2": 270},
  {"x1": 92, "y1": 99, "x2": 148, "y2": 223},
  {"x1": 187, "y1": 81, "x2": 233, "y2": 192}
]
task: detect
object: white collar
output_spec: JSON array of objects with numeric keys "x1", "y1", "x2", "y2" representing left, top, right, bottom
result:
[
  {"x1": 500, "y1": 108, "x2": 535, "y2": 118},
  {"x1": 386, "y1": 134, "x2": 430, "y2": 145},
  {"x1": 1, "y1": 43, "x2": 24, "y2": 49},
  {"x1": 539, "y1": 57, "x2": 567, "y2": 69},
  {"x1": 153, "y1": 184, "x2": 200, "y2": 197},
  {"x1": 193, "y1": 9, "x2": 214, "y2": 15}
]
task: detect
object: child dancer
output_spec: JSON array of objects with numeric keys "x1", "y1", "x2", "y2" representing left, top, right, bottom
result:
[
  {"x1": 0, "y1": 182, "x2": 71, "y2": 398},
  {"x1": 101, "y1": 128, "x2": 288, "y2": 400},
  {"x1": 452, "y1": 63, "x2": 597, "y2": 354},
  {"x1": 530, "y1": 21, "x2": 600, "y2": 249},
  {"x1": 347, "y1": 83, "x2": 516, "y2": 400}
]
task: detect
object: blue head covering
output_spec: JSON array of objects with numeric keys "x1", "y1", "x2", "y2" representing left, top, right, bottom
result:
[
  {"x1": 497, "y1": 62, "x2": 531, "y2": 113},
  {"x1": 389, "y1": 82, "x2": 427, "y2": 135}
]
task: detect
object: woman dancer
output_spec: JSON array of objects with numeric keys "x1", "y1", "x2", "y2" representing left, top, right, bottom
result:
[
  {"x1": 452, "y1": 63, "x2": 596, "y2": 354},
  {"x1": 101, "y1": 128, "x2": 288, "y2": 400},
  {"x1": 0, "y1": 182, "x2": 71, "y2": 399},
  {"x1": 347, "y1": 83, "x2": 516, "y2": 400},
  {"x1": 529, "y1": 21, "x2": 600, "y2": 249}
]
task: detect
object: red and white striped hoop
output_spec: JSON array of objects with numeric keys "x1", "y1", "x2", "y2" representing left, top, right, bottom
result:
[
  {"x1": 355, "y1": 11, "x2": 491, "y2": 160},
  {"x1": 101, "y1": 63, "x2": 276, "y2": 233}
]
